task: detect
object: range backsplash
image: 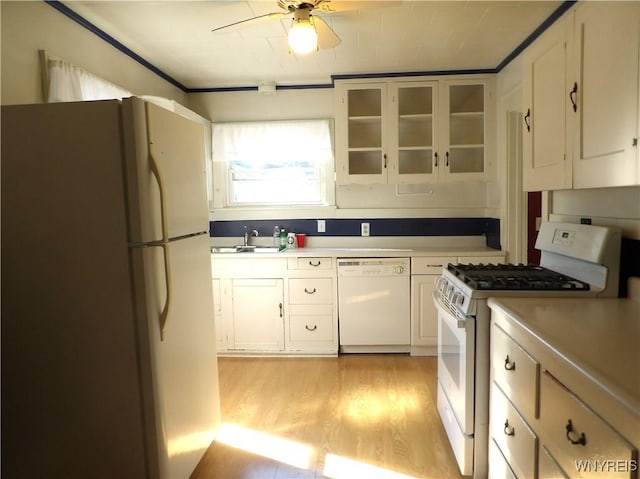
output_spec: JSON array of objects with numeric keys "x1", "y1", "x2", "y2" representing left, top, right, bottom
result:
[{"x1": 210, "y1": 217, "x2": 501, "y2": 250}]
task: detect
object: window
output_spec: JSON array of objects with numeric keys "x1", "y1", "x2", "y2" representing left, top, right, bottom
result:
[{"x1": 212, "y1": 119, "x2": 334, "y2": 206}]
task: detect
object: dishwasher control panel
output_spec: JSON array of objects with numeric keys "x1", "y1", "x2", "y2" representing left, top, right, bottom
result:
[{"x1": 337, "y1": 258, "x2": 410, "y2": 276}]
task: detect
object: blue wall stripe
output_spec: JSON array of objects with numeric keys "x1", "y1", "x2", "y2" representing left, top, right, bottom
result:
[
  {"x1": 45, "y1": 1, "x2": 189, "y2": 92},
  {"x1": 495, "y1": 0, "x2": 577, "y2": 72},
  {"x1": 46, "y1": 0, "x2": 576, "y2": 93},
  {"x1": 210, "y1": 218, "x2": 502, "y2": 250}
]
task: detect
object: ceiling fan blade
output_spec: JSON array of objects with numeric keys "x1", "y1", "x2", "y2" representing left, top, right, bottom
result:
[
  {"x1": 314, "y1": 16, "x2": 341, "y2": 50},
  {"x1": 211, "y1": 12, "x2": 288, "y2": 33}
]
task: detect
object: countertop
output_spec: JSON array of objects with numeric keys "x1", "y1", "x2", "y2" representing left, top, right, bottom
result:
[
  {"x1": 211, "y1": 245, "x2": 505, "y2": 258},
  {"x1": 487, "y1": 296, "x2": 640, "y2": 420}
]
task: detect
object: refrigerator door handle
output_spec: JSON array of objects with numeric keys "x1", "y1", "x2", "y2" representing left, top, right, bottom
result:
[
  {"x1": 147, "y1": 103, "x2": 169, "y2": 243},
  {"x1": 150, "y1": 242, "x2": 172, "y2": 341}
]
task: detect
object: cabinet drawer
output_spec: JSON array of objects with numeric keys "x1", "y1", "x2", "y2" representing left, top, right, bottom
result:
[
  {"x1": 491, "y1": 323, "x2": 539, "y2": 420},
  {"x1": 289, "y1": 278, "x2": 333, "y2": 304},
  {"x1": 289, "y1": 315, "x2": 333, "y2": 342},
  {"x1": 489, "y1": 438, "x2": 517, "y2": 479},
  {"x1": 490, "y1": 382, "x2": 537, "y2": 479},
  {"x1": 294, "y1": 257, "x2": 333, "y2": 270},
  {"x1": 538, "y1": 445, "x2": 569, "y2": 479},
  {"x1": 540, "y1": 371, "x2": 636, "y2": 478},
  {"x1": 411, "y1": 256, "x2": 456, "y2": 275}
]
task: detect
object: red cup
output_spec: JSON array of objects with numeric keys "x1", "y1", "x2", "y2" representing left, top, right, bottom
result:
[{"x1": 296, "y1": 233, "x2": 306, "y2": 248}]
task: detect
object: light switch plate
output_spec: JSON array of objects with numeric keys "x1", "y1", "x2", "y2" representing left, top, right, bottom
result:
[
  {"x1": 317, "y1": 219, "x2": 326, "y2": 233},
  {"x1": 361, "y1": 222, "x2": 370, "y2": 236}
]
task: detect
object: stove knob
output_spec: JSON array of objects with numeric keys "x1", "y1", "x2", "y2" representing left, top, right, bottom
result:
[{"x1": 455, "y1": 294, "x2": 465, "y2": 306}]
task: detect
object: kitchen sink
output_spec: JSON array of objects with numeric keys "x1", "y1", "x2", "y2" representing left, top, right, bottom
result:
[{"x1": 211, "y1": 245, "x2": 280, "y2": 253}]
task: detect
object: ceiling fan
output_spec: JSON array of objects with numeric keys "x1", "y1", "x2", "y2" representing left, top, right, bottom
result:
[{"x1": 211, "y1": 0, "x2": 388, "y2": 55}]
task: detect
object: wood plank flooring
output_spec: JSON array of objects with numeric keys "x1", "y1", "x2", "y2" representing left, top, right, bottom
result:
[{"x1": 191, "y1": 355, "x2": 464, "y2": 479}]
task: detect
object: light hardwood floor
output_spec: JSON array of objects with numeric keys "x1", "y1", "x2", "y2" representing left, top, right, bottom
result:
[{"x1": 191, "y1": 355, "x2": 465, "y2": 479}]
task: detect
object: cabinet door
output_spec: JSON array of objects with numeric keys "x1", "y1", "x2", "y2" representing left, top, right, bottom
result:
[
  {"x1": 441, "y1": 80, "x2": 488, "y2": 181},
  {"x1": 335, "y1": 83, "x2": 388, "y2": 184},
  {"x1": 230, "y1": 279, "x2": 284, "y2": 351},
  {"x1": 388, "y1": 81, "x2": 438, "y2": 183},
  {"x1": 522, "y1": 19, "x2": 572, "y2": 191},
  {"x1": 411, "y1": 275, "x2": 438, "y2": 351},
  {"x1": 571, "y1": 2, "x2": 640, "y2": 188}
]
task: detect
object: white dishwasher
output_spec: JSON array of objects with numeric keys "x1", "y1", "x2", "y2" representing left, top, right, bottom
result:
[{"x1": 337, "y1": 257, "x2": 411, "y2": 353}]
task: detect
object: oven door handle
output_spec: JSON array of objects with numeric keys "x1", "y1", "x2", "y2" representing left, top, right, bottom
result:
[{"x1": 433, "y1": 291, "x2": 469, "y2": 329}]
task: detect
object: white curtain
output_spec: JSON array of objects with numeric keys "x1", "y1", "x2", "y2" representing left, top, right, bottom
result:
[
  {"x1": 212, "y1": 119, "x2": 333, "y2": 166},
  {"x1": 44, "y1": 53, "x2": 132, "y2": 102}
]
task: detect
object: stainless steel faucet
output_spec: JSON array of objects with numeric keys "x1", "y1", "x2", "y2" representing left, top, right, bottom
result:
[{"x1": 243, "y1": 226, "x2": 259, "y2": 246}]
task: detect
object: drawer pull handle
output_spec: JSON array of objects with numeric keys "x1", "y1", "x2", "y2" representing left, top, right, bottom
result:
[
  {"x1": 503, "y1": 420, "x2": 515, "y2": 436},
  {"x1": 304, "y1": 287, "x2": 317, "y2": 294},
  {"x1": 565, "y1": 419, "x2": 587, "y2": 446},
  {"x1": 504, "y1": 355, "x2": 516, "y2": 371},
  {"x1": 305, "y1": 324, "x2": 317, "y2": 331},
  {"x1": 309, "y1": 261, "x2": 321, "y2": 267}
]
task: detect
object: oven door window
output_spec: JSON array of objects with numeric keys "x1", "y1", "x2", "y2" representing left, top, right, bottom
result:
[{"x1": 436, "y1": 303, "x2": 475, "y2": 435}]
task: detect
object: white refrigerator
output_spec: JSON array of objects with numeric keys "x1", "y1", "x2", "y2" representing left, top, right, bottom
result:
[{"x1": 1, "y1": 97, "x2": 221, "y2": 479}]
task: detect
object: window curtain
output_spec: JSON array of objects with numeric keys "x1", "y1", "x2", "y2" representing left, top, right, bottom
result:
[
  {"x1": 212, "y1": 119, "x2": 333, "y2": 166},
  {"x1": 41, "y1": 51, "x2": 132, "y2": 102}
]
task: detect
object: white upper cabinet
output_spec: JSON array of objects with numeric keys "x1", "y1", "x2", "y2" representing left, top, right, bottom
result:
[
  {"x1": 335, "y1": 83, "x2": 388, "y2": 184},
  {"x1": 444, "y1": 80, "x2": 490, "y2": 182},
  {"x1": 523, "y1": 2, "x2": 640, "y2": 191},
  {"x1": 569, "y1": 1, "x2": 640, "y2": 188},
  {"x1": 335, "y1": 76, "x2": 494, "y2": 185},
  {"x1": 388, "y1": 81, "x2": 438, "y2": 184},
  {"x1": 522, "y1": 19, "x2": 572, "y2": 191}
]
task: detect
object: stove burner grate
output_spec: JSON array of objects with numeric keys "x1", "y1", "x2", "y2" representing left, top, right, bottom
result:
[{"x1": 447, "y1": 263, "x2": 590, "y2": 291}]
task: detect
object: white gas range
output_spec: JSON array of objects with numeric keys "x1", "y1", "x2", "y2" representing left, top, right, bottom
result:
[{"x1": 433, "y1": 221, "x2": 622, "y2": 478}]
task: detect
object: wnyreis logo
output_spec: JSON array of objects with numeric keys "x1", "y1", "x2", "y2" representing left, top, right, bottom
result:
[{"x1": 575, "y1": 459, "x2": 638, "y2": 473}]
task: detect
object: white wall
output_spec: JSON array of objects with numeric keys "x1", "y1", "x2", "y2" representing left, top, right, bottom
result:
[
  {"x1": 1, "y1": 1, "x2": 186, "y2": 105},
  {"x1": 550, "y1": 186, "x2": 640, "y2": 239}
]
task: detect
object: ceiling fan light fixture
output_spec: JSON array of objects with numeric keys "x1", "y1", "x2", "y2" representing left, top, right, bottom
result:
[{"x1": 288, "y1": 9, "x2": 318, "y2": 55}]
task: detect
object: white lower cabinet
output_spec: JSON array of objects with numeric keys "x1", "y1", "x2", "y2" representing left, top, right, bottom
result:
[
  {"x1": 211, "y1": 256, "x2": 338, "y2": 355},
  {"x1": 286, "y1": 258, "x2": 338, "y2": 354},
  {"x1": 539, "y1": 371, "x2": 636, "y2": 478},
  {"x1": 538, "y1": 445, "x2": 568, "y2": 479},
  {"x1": 410, "y1": 256, "x2": 456, "y2": 355},
  {"x1": 490, "y1": 382, "x2": 537, "y2": 479},
  {"x1": 230, "y1": 279, "x2": 284, "y2": 351},
  {"x1": 489, "y1": 308, "x2": 638, "y2": 479}
]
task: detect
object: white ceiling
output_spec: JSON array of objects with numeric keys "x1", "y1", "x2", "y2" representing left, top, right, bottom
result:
[{"x1": 66, "y1": 0, "x2": 564, "y2": 90}]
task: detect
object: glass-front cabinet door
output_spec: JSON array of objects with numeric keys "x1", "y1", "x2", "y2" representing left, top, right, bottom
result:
[
  {"x1": 443, "y1": 81, "x2": 486, "y2": 181},
  {"x1": 389, "y1": 81, "x2": 437, "y2": 183},
  {"x1": 336, "y1": 83, "x2": 387, "y2": 184}
]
